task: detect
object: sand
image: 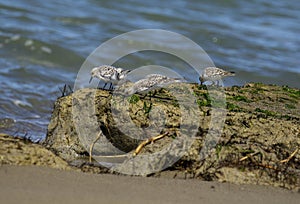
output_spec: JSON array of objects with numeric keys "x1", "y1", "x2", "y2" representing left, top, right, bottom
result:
[{"x1": 0, "y1": 165, "x2": 299, "y2": 204}]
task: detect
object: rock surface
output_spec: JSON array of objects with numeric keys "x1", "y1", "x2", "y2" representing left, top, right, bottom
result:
[
  {"x1": 1, "y1": 83, "x2": 298, "y2": 190},
  {"x1": 42, "y1": 83, "x2": 300, "y2": 190},
  {"x1": 0, "y1": 133, "x2": 70, "y2": 170}
]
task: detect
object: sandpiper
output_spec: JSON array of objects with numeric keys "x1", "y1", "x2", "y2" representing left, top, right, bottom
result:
[
  {"x1": 199, "y1": 67, "x2": 235, "y2": 86},
  {"x1": 125, "y1": 74, "x2": 185, "y2": 95},
  {"x1": 89, "y1": 65, "x2": 131, "y2": 89}
]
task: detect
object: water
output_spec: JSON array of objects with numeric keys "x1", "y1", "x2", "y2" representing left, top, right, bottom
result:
[{"x1": 0, "y1": 0, "x2": 299, "y2": 140}]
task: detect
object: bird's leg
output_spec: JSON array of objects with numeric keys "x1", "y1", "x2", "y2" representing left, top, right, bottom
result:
[
  {"x1": 200, "y1": 78, "x2": 204, "y2": 86},
  {"x1": 89, "y1": 131, "x2": 102, "y2": 163},
  {"x1": 140, "y1": 89, "x2": 157, "y2": 101},
  {"x1": 199, "y1": 76, "x2": 204, "y2": 86},
  {"x1": 140, "y1": 93, "x2": 147, "y2": 100},
  {"x1": 151, "y1": 89, "x2": 158, "y2": 98},
  {"x1": 102, "y1": 83, "x2": 108, "y2": 89},
  {"x1": 143, "y1": 101, "x2": 153, "y2": 118},
  {"x1": 109, "y1": 83, "x2": 113, "y2": 90}
]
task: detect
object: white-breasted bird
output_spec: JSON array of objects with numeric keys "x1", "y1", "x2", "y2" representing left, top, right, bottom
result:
[
  {"x1": 199, "y1": 67, "x2": 235, "y2": 86},
  {"x1": 89, "y1": 65, "x2": 131, "y2": 89},
  {"x1": 125, "y1": 74, "x2": 185, "y2": 95}
]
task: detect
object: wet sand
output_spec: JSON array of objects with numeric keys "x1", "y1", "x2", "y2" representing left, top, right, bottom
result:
[{"x1": 0, "y1": 165, "x2": 299, "y2": 204}]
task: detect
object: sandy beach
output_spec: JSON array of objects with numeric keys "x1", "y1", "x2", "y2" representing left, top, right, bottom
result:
[{"x1": 0, "y1": 165, "x2": 299, "y2": 204}]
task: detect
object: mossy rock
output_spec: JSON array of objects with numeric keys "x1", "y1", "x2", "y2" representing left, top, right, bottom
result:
[{"x1": 43, "y1": 83, "x2": 300, "y2": 190}]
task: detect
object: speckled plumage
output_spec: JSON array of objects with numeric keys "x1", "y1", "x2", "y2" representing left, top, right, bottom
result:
[
  {"x1": 125, "y1": 74, "x2": 184, "y2": 95},
  {"x1": 199, "y1": 67, "x2": 235, "y2": 85},
  {"x1": 89, "y1": 65, "x2": 130, "y2": 89}
]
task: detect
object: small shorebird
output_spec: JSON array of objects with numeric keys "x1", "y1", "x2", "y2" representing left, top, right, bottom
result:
[
  {"x1": 125, "y1": 74, "x2": 185, "y2": 95},
  {"x1": 199, "y1": 67, "x2": 235, "y2": 86},
  {"x1": 89, "y1": 65, "x2": 131, "y2": 89}
]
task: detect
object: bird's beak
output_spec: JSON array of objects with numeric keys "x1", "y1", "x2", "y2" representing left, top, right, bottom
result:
[{"x1": 89, "y1": 76, "x2": 93, "y2": 83}]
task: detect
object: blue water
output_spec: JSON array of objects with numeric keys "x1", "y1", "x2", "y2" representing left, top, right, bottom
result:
[{"x1": 0, "y1": 0, "x2": 299, "y2": 140}]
